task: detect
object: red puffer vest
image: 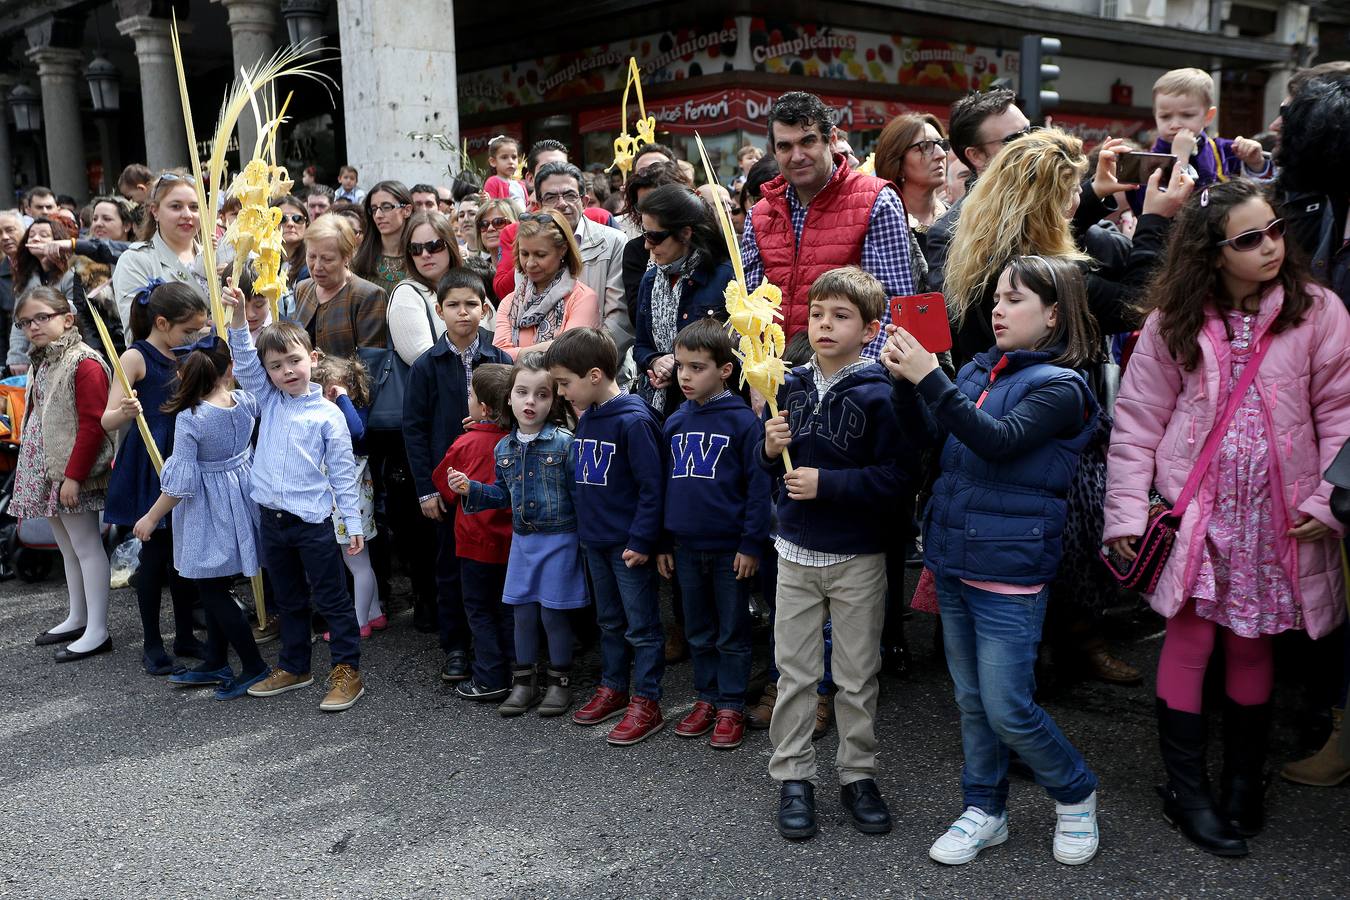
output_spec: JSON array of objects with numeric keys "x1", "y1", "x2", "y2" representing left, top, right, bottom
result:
[{"x1": 751, "y1": 157, "x2": 891, "y2": 339}]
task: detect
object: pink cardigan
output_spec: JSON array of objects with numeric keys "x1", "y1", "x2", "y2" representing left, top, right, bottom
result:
[
  {"x1": 493, "y1": 279, "x2": 600, "y2": 359},
  {"x1": 1104, "y1": 284, "x2": 1350, "y2": 638}
]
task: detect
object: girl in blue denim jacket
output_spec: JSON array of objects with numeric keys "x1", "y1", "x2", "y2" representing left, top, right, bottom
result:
[{"x1": 445, "y1": 351, "x2": 587, "y2": 718}]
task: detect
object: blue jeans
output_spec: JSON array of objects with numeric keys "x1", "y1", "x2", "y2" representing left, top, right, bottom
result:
[
  {"x1": 934, "y1": 575, "x2": 1097, "y2": 815},
  {"x1": 459, "y1": 559, "x2": 511, "y2": 689},
  {"x1": 436, "y1": 520, "x2": 469, "y2": 654},
  {"x1": 674, "y1": 547, "x2": 752, "y2": 709},
  {"x1": 261, "y1": 508, "x2": 359, "y2": 673},
  {"x1": 583, "y1": 544, "x2": 664, "y2": 701}
]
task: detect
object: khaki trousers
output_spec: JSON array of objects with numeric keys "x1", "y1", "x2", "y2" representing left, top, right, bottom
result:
[{"x1": 768, "y1": 553, "x2": 887, "y2": 786}]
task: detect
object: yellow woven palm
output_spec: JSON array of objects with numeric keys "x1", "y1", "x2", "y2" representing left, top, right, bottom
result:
[{"x1": 607, "y1": 58, "x2": 657, "y2": 182}]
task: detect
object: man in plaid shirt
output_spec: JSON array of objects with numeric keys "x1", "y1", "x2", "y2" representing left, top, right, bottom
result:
[{"x1": 740, "y1": 91, "x2": 914, "y2": 361}]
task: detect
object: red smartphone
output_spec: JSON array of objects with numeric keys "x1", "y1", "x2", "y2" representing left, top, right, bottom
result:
[{"x1": 890, "y1": 293, "x2": 952, "y2": 354}]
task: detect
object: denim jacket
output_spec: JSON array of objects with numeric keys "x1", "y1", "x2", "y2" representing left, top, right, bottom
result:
[{"x1": 462, "y1": 424, "x2": 577, "y2": 534}]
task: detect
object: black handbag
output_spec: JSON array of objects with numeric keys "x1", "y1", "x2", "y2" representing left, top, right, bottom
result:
[{"x1": 359, "y1": 286, "x2": 439, "y2": 432}]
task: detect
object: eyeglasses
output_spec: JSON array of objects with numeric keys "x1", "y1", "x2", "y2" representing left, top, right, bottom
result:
[
  {"x1": 540, "y1": 190, "x2": 581, "y2": 206},
  {"x1": 371, "y1": 202, "x2": 408, "y2": 214},
  {"x1": 280, "y1": 213, "x2": 307, "y2": 225},
  {"x1": 15, "y1": 312, "x2": 60, "y2": 331},
  {"x1": 478, "y1": 216, "x2": 511, "y2": 232},
  {"x1": 906, "y1": 138, "x2": 950, "y2": 157},
  {"x1": 408, "y1": 238, "x2": 449, "y2": 256},
  {"x1": 1217, "y1": 218, "x2": 1286, "y2": 251},
  {"x1": 642, "y1": 228, "x2": 673, "y2": 245},
  {"x1": 978, "y1": 126, "x2": 1040, "y2": 149}
]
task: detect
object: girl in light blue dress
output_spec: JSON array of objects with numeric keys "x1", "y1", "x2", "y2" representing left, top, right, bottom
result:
[{"x1": 134, "y1": 335, "x2": 270, "y2": 700}]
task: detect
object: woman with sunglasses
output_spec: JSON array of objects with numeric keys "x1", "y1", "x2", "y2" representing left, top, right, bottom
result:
[
  {"x1": 272, "y1": 194, "x2": 311, "y2": 283},
  {"x1": 1105, "y1": 179, "x2": 1350, "y2": 857},
  {"x1": 111, "y1": 170, "x2": 206, "y2": 334},
  {"x1": 468, "y1": 199, "x2": 518, "y2": 275},
  {"x1": 630, "y1": 185, "x2": 733, "y2": 416},
  {"x1": 388, "y1": 211, "x2": 461, "y2": 365},
  {"x1": 875, "y1": 114, "x2": 949, "y2": 252},
  {"x1": 352, "y1": 180, "x2": 414, "y2": 296}
]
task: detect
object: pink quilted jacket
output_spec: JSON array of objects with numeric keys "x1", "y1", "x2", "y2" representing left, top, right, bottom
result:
[{"x1": 1104, "y1": 284, "x2": 1350, "y2": 638}]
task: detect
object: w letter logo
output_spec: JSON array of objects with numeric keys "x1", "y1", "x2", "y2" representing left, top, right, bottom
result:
[
  {"x1": 576, "y1": 439, "x2": 617, "y2": 485},
  {"x1": 670, "y1": 432, "x2": 730, "y2": 480}
]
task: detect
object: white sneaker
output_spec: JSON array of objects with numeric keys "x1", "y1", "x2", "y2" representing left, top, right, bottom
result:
[
  {"x1": 929, "y1": 806, "x2": 1009, "y2": 865},
  {"x1": 1053, "y1": 791, "x2": 1100, "y2": 865}
]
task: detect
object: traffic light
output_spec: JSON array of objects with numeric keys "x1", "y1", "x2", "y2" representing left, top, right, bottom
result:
[{"x1": 1019, "y1": 35, "x2": 1062, "y2": 124}]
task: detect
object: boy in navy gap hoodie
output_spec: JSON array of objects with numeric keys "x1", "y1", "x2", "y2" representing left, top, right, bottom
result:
[
  {"x1": 759, "y1": 266, "x2": 913, "y2": 842},
  {"x1": 656, "y1": 318, "x2": 772, "y2": 752},
  {"x1": 545, "y1": 327, "x2": 668, "y2": 746},
  {"x1": 403, "y1": 269, "x2": 513, "y2": 683}
]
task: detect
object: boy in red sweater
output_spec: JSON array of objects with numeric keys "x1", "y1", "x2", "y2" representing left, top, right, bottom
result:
[{"x1": 433, "y1": 364, "x2": 516, "y2": 701}]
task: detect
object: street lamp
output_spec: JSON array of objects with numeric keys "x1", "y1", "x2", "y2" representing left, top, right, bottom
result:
[
  {"x1": 9, "y1": 84, "x2": 41, "y2": 134},
  {"x1": 86, "y1": 55, "x2": 120, "y2": 113},
  {"x1": 281, "y1": 0, "x2": 329, "y2": 45}
]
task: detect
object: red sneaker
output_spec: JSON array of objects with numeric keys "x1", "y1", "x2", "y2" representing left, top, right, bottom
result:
[
  {"x1": 368, "y1": 615, "x2": 389, "y2": 632},
  {"x1": 607, "y1": 696, "x2": 665, "y2": 746},
  {"x1": 572, "y1": 686, "x2": 629, "y2": 726},
  {"x1": 709, "y1": 708, "x2": 745, "y2": 750},
  {"x1": 675, "y1": 700, "x2": 717, "y2": 738}
]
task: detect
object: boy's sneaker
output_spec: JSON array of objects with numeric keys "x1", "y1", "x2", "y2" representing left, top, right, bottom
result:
[
  {"x1": 319, "y1": 664, "x2": 365, "y2": 712},
  {"x1": 252, "y1": 618, "x2": 280, "y2": 645},
  {"x1": 607, "y1": 697, "x2": 665, "y2": 746},
  {"x1": 1053, "y1": 791, "x2": 1099, "y2": 865},
  {"x1": 455, "y1": 678, "x2": 510, "y2": 702},
  {"x1": 168, "y1": 665, "x2": 233, "y2": 687},
  {"x1": 215, "y1": 668, "x2": 271, "y2": 701},
  {"x1": 929, "y1": 807, "x2": 1009, "y2": 865},
  {"x1": 747, "y1": 682, "x2": 777, "y2": 730},
  {"x1": 709, "y1": 709, "x2": 745, "y2": 750},
  {"x1": 247, "y1": 668, "x2": 314, "y2": 697},
  {"x1": 675, "y1": 701, "x2": 717, "y2": 737},
  {"x1": 572, "y1": 686, "x2": 629, "y2": 726}
]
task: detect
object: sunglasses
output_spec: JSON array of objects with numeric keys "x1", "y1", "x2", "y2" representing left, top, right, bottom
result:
[
  {"x1": 478, "y1": 216, "x2": 511, "y2": 232},
  {"x1": 280, "y1": 213, "x2": 307, "y2": 225},
  {"x1": 408, "y1": 237, "x2": 449, "y2": 256},
  {"x1": 642, "y1": 228, "x2": 673, "y2": 245},
  {"x1": 980, "y1": 126, "x2": 1040, "y2": 149},
  {"x1": 1217, "y1": 218, "x2": 1285, "y2": 251},
  {"x1": 906, "y1": 138, "x2": 951, "y2": 156}
]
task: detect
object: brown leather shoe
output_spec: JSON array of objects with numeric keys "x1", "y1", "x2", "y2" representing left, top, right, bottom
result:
[
  {"x1": 607, "y1": 696, "x2": 665, "y2": 745},
  {"x1": 247, "y1": 667, "x2": 313, "y2": 697},
  {"x1": 572, "y1": 685, "x2": 629, "y2": 726},
  {"x1": 1087, "y1": 647, "x2": 1143, "y2": 685},
  {"x1": 675, "y1": 700, "x2": 717, "y2": 737},
  {"x1": 747, "y1": 682, "x2": 777, "y2": 730},
  {"x1": 710, "y1": 708, "x2": 745, "y2": 750},
  {"x1": 319, "y1": 664, "x2": 365, "y2": 712},
  {"x1": 664, "y1": 622, "x2": 689, "y2": 663},
  {"x1": 812, "y1": 693, "x2": 833, "y2": 741}
]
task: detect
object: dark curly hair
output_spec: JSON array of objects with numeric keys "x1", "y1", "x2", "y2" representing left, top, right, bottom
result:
[
  {"x1": 622, "y1": 161, "x2": 687, "y2": 225},
  {"x1": 1276, "y1": 72, "x2": 1350, "y2": 199},
  {"x1": 766, "y1": 92, "x2": 835, "y2": 145},
  {"x1": 1144, "y1": 179, "x2": 1312, "y2": 370}
]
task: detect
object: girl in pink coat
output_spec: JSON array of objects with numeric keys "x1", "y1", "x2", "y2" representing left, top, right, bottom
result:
[{"x1": 1105, "y1": 180, "x2": 1350, "y2": 858}]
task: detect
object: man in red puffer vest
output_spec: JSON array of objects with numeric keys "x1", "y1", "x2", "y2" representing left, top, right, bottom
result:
[{"x1": 741, "y1": 92, "x2": 914, "y2": 358}]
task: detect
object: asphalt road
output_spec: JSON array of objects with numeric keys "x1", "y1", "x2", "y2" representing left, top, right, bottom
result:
[{"x1": 0, "y1": 571, "x2": 1346, "y2": 899}]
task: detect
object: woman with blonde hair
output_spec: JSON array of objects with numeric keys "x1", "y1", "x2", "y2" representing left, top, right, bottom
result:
[
  {"x1": 493, "y1": 209, "x2": 598, "y2": 358},
  {"x1": 468, "y1": 199, "x2": 519, "y2": 270},
  {"x1": 291, "y1": 213, "x2": 388, "y2": 358}
]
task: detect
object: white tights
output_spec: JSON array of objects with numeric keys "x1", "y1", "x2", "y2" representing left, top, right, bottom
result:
[
  {"x1": 342, "y1": 544, "x2": 381, "y2": 628},
  {"x1": 47, "y1": 512, "x2": 110, "y2": 652}
]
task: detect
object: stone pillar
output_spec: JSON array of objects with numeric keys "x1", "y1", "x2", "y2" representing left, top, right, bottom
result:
[
  {"x1": 26, "y1": 48, "x2": 87, "y2": 200},
  {"x1": 336, "y1": 0, "x2": 456, "y2": 186},
  {"x1": 0, "y1": 80, "x2": 15, "y2": 207},
  {"x1": 213, "y1": 0, "x2": 279, "y2": 162},
  {"x1": 117, "y1": 14, "x2": 191, "y2": 171}
]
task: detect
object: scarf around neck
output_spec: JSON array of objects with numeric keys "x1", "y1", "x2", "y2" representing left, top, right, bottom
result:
[
  {"x1": 647, "y1": 250, "x2": 702, "y2": 413},
  {"x1": 511, "y1": 270, "x2": 574, "y2": 347}
]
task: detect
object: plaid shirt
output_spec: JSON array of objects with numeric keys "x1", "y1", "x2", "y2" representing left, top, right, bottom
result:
[
  {"x1": 772, "y1": 357, "x2": 875, "y2": 567},
  {"x1": 292, "y1": 275, "x2": 390, "y2": 358},
  {"x1": 741, "y1": 170, "x2": 914, "y2": 361},
  {"x1": 448, "y1": 335, "x2": 480, "y2": 404}
]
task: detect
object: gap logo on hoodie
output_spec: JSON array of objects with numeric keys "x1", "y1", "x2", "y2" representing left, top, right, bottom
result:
[
  {"x1": 670, "y1": 432, "x2": 731, "y2": 479},
  {"x1": 576, "y1": 439, "x2": 617, "y2": 485},
  {"x1": 785, "y1": 393, "x2": 867, "y2": 452}
]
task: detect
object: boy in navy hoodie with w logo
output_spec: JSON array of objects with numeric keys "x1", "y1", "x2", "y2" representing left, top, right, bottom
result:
[
  {"x1": 759, "y1": 267, "x2": 913, "y2": 842},
  {"x1": 545, "y1": 328, "x2": 668, "y2": 746},
  {"x1": 656, "y1": 318, "x2": 772, "y2": 752}
]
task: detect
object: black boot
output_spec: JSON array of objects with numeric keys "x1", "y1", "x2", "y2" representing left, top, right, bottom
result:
[
  {"x1": 498, "y1": 666, "x2": 540, "y2": 717},
  {"x1": 1155, "y1": 699, "x2": 1249, "y2": 857},
  {"x1": 1220, "y1": 699, "x2": 1271, "y2": 838}
]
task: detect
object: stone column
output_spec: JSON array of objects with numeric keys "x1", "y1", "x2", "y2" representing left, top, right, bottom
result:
[
  {"x1": 213, "y1": 0, "x2": 279, "y2": 162},
  {"x1": 0, "y1": 80, "x2": 15, "y2": 207},
  {"x1": 336, "y1": 0, "x2": 456, "y2": 186},
  {"x1": 117, "y1": 15, "x2": 190, "y2": 171},
  {"x1": 26, "y1": 47, "x2": 87, "y2": 200}
]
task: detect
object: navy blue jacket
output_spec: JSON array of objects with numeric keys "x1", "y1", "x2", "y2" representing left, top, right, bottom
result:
[
  {"x1": 463, "y1": 424, "x2": 577, "y2": 534},
  {"x1": 633, "y1": 257, "x2": 734, "y2": 371},
  {"x1": 757, "y1": 363, "x2": 913, "y2": 556},
  {"x1": 403, "y1": 328, "x2": 512, "y2": 498},
  {"x1": 572, "y1": 392, "x2": 665, "y2": 555},
  {"x1": 895, "y1": 347, "x2": 1098, "y2": 585},
  {"x1": 663, "y1": 393, "x2": 772, "y2": 556}
]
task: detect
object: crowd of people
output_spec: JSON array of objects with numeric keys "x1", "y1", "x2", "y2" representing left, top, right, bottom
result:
[{"x1": 6, "y1": 60, "x2": 1350, "y2": 865}]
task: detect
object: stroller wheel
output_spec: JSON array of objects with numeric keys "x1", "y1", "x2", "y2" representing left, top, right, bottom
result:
[{"x1": 15, "y1": 548, "x2": 53, "y2": 583}]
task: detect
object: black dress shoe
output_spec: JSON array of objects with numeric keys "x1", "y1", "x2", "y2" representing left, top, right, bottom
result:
[
  {"x1": 440, "y1": 650, "x2": 471, "y2": 683},
  {"x1": 35, "y1": 626, "x2": 85, "y2": 646},
  {"x1": 173, "y1": 638, "x2": 212, "y2": 660},
  {"x1": 54, "y1": 636, "x2": 113, "y2": 663},
  {"x1": 841, "y1": 778, "x2": 893, "y2": 834},
  {"x1": 880, "y1": 644, "x2": 911, "y2": 680},
  {"x1": 777, "y1": 780, "x2": 817, "y2": 840}
]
